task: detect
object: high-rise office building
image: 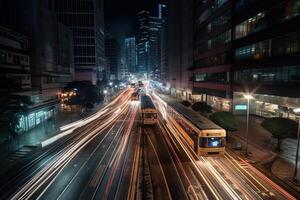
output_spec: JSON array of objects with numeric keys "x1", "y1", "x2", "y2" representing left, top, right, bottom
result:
[
  {"x1": 149, "y1": 16, "x2": 164, "y2": 79},
  {"x1": 193, "y1": 0, "x2": 232, "y2": 111},
  {"x1": 0, "y1": 26, "x2": 31, "y2": 93},
  {"x1": 137, "y1": 11, "x2": 150, "y2": 73},
  {"x1": 0, "y1": 0, "x2": 74, "y2": 96},
  {"x1": 157, "y1": 3, "x2": 168, "y2": 83},
  {"x1": 0, "y1": 0, "x2": 74, "y2": 132},
  {"x1": 137, "y1": 5, "x2": 167, "y2": 79},
  {"x1": 124, "y1": 37, "x2": 136, "y2": 73},
  {"x1": 105, "y1": 38, "x2": 118, "y2": 80},
  {"x1": 158, "y1": 3, "x2": 167, "y2": 20},
  {"x1": 232, "y1": 0, "x2": 300, "y2": 119},
  {"x1": 192, "y1": 0, "x2": 300, "y2": 117},
  {"x1": 54, "y1": 0, "x2": 105, "y2": 84},
  {"x1": 166, "y1": 0, "x2": 193, "y2": 99}
]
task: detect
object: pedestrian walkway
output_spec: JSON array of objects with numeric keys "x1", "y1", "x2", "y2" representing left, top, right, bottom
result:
[
  {"x1": 0, "y1": 146, "x2": 37, "y2": 174},
  {"x1": 0, "y1": 102, "x2": 104, "y2": 167},
  {"x1": 228, "y1": 115, "x2": 300, "y2": 194}
]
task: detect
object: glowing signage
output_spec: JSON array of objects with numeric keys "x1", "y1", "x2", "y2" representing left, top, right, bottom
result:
[{"x1": 235, "y1": 104, "x2": 247, "y2": 111}]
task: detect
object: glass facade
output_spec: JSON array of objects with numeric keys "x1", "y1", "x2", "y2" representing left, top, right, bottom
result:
[
  {"x1": 195, "y1": 72, "x2": 229, "y2": 83},
  {"x1": 55, "y1": 0, "x2": 105, "y2": 78},
  {"x1": 235, "y1": 0, "x2": 300, "y2": 39},
  {"x1": 195, "y1": 29, "x2": 231, "y2": 54},
  {"x1": 234, "y1": 65, "x2": 300, "y2": 83},
  {"x1": 235, "y1": 12, "x2": 266, "y2": 39},
  {"x1": 235, "y1": 31, "x2": 300, "y2": 60},
  {"x1": 207, "y1": 11, "x2": 231, "y2": 33},
  {"x1": 208, "y1": 29, "x2": 231, "y2": 49},
  {"x1": 195, "y1": 0, "x2": 229, "y2": 26},
  {"x1": 195, "y1": 52, "x2": 229, "y2": 67}
]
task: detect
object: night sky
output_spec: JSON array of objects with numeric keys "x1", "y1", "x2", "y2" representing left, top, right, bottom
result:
[
  {"x1": 104, "y1": 0, "x2": 161, "y2": 39},
  {"x1": 105, "y1": 0, "x2": 161, "y2": 18}
]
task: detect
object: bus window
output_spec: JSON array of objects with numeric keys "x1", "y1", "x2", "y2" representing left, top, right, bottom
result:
[{"x1": 199, "y1": 137, "x2": 225, "y2": 148}]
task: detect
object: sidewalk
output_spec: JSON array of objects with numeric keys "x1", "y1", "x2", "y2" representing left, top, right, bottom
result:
[
  {"x1": 228, "y1": 115, "x2": 300, "y2": 195},
  {"x1": 0, "y1": 102, "x2": 104, "y2": 162}
]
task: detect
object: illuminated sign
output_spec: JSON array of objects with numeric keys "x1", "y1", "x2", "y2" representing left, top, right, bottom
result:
[{"x1": 235, "y1": 104, "x2": 247, "y2": 110}]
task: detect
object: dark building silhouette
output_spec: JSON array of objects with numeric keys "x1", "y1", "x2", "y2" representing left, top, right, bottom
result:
[
  {"x1": 105, "y1": 38, "x2": 118, "y2": 80},
  {"x1": 232, "y1": 0, "x2": 300, "y2": 119},
  {"x1": 0, "y1": 26, "x2": 31, "y2": 93},
  {"x1": 137, "y1": 11, "x2": 150, "y2": 73},
  {"x1": 193, "y1": 0, "x2": 232, "y2": 111},
  {"x1": 124, "y1": 37, "x2": 136, "y2": 73},
  {"x1": 54, "y1": 0, "x2": 105, "y2": 84},
  {"x1": 0, "y1": 0, "x2": 74, "y2": 96},
  {"x1": 166, "y1": 0, "x2": 193, "y2": 99}
]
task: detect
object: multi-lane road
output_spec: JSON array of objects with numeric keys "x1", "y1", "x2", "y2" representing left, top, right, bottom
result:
[{"x1": 0, "y1": 88, "x2": 298, "y2": 200}]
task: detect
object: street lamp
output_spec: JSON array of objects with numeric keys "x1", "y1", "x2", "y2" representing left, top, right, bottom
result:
[
  {"x1": 243, "y1": 94, "x2": 254, "y2": 156},
  {"x1": 293, "y1": 108, "x2": 300, "y2": 182},
  {"x1": 103, "y1": 90, "x2": 108, "y2": 94}
]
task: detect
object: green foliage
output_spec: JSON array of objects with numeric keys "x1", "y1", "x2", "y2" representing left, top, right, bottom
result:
[
  {"x1": 181, "y1": 100, "x2": 191, "y2": 107},
  {"x1": 261, "y1": 117, "x2": 298, "y2": 150},
  {"x1": 210, "y1": 111, "x2": 238, "y2": 132},
  {"x1": 191, "y1": 102, "x2": 212, "y2": 114},
  {"x1": 64, "y1": 81, "x2": 103, "y2": 106}
]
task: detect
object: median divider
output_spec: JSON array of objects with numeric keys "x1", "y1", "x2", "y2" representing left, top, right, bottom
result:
[
  {"x1": 41, "y1": 128, "x2": 75, "y2": 147},
  {"x1": 40, "y1": 88, "x2": 129, "y2": 148}
]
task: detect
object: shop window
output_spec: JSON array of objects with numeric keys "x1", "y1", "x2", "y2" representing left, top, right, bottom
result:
[{"x1": 28, "y1": 113, "x2": 35, "y2": 129}]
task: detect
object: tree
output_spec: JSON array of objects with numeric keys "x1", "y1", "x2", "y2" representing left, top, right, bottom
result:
[
  {"x1": 191, "y1": 102, "x2": 212, "y2": 114},
  {"x1": 210, "y1": 111, "x2": 238, "y2": 132},
  {"x1": 261, "y1": 117, "x2": 298, "y2": 151},
  {"x1": 63, "y1": 81, "x2": 103, "y2": 107},
  {"x1": 181, "y1": 100, "x2": 191, "y2": 107}
]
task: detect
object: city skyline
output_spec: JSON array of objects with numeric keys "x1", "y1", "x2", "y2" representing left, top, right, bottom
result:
[{"x1": 0, "y1": 0, "x2": 300, "y2": 199}]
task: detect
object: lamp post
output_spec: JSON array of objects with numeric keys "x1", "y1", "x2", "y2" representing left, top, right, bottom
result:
[
  {"x1": 293, "y1": 108, "x2": 300, "y2": 182},
  {"x1": 103, "y1": 90, "x2": 108, "y2": 102},
  {"x1": 243, "y1": 94, "x2": 254, "y2": 156}
]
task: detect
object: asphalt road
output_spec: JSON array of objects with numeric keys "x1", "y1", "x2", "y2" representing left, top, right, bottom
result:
[
  {"x1": 0, "y1": 88, "x2": 141, "y2": 200},
  {"x1": 150, "y1": 91, "x2": 296, "y2": 200},
  {"x1": 0, "y1": 87, "x2": 297, "y2": 200}
]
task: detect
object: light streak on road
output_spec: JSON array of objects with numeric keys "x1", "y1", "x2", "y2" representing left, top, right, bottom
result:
[
  {"x1": 60, "y1": 89, "x2": 131, "y2": 131},
  {"x1": 151, "y1": 91, "x2": 296, "y2": 200},
  {"x1": 9, "y1": 88, "x2": 134, "y2": 200}
]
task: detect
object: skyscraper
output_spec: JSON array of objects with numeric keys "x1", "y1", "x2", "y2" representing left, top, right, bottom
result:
[
  {"x1": 166, "y1": 0, "x2": 193, "y2": 99},
  {"x1": 54, "y1": 0, "x2": 105, "y2": 84},
  {"x1": 124, "y1": 37, "x2": 137, "y2": 73},
  {"x1": 137, "y1": 7, "x2": 166, "y2": 80},
  {"x1": 232, "y1": 0, "x2": 300, "y2": 119},
  {"x1": 105, "y1": 38, "x2": 118, "y2": 80},
  {"x1": 137, "y1": 11, "x2": 150, "y2": 73},
  {"x1": 193, "y1": 0, "x2": 232, "y2": 110},
  {"x1": 149, "y1": 16, "x2": 164, "y2": 79},
  {"x1": 0, "y1": 0, "x2": 74, "y2": 95}
]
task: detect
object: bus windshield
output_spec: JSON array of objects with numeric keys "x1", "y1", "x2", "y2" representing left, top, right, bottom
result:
[{"x1": 199, "y1": 137, "x2": 225, "y2": 148}]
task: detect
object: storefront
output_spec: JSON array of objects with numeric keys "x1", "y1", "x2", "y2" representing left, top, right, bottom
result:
[
  {"x1": 233, "y1": 92, "x2": 300, "y2": 120},
  {"x1": 16, "y1": 106, "x2": 58, "y2": 133},
  {"x1": 206, "y1": 95, "x2": 232, "y2": 112}
]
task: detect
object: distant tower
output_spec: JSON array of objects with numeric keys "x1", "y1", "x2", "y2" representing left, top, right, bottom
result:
[
  {"x1": 54, "y1": 0, "x2": 105, "y2": 84},
  {"x1": 137, "y1": 11, "x2": 150, "y2": 73},
  {"x1": 124, "y1": 37, "x2": 137, "y2": 73}
]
